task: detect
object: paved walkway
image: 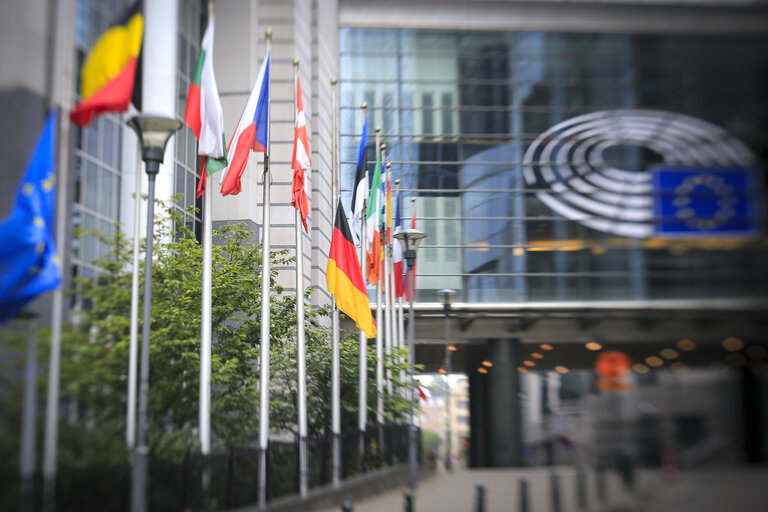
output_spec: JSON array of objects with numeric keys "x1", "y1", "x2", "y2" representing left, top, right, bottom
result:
[{"x1": 315, "y1": 465, "x2": 768, "y2": 512}]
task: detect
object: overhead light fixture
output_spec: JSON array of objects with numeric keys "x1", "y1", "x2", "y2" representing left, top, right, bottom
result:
[
  {"x1": 540, "y1": 344, "x2": 554, "y2": 351},
  {"x1": 660, "y1": 348, "x2": 679, "y2": 360},
  {"x1": 523, "y1": 360, "x2": 535, "y2": 367},
  {"x1": 554, "y1": 365, "x2": 569, "y2": 374},
  {"x1": 478, "y1": 367, "x2": 488, "y2": 374},
  {"x1": 585, "y1": 342, "x2": 602, "y2": 351},
  {"x1": 482, "y1": 360, "x2": 493, "y2": 367},
  {"x1": 448, "y1": 344, "x2": 457, "y2": 352},
  {"x1": 645, "y1": 356, "x2": 664, "y2": 367},
  {"x1": 517, "y1": 367, "x2": 529, "y2": 373},
  {"x1": 531, "y1": 352, "x2": 543, "y2": 359},
  {"x1": 438, "y1": 368, "x2": 446, "y2": 374},
  {"x1": 677, "y1": 339, "x2": 696, "y2": 351},
  {"x1": 723, "y1": 337, "x2": 744, "y2": 352},
  {"x1": 632, "y1": 363, "x2": 649, "y2": 374},
  {"x1": 670, "y1": 362, "x2": 689, "y2": 373}
]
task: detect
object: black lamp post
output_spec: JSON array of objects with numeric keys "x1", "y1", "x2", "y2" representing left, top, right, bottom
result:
[
  {"x1": 394, "y1": 227, "x2": 426, "y2": 490},
  {"x1": 435, "y1": 288, "x2": 456, "y2": 470},
  {"x1": 126, "y1": 114, "x2": 182, "y2": 512}
]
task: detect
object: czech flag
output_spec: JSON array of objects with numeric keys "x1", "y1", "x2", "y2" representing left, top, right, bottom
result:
[
  {"x1": 70, "y1": 12, "x2": 143, "y2": 126},
  {"x1": 327, "y1": 200, "x2": 376, "y2": 338},
  {"x1": 219, "y1": 48, "x2": 270, "y2": 196}
]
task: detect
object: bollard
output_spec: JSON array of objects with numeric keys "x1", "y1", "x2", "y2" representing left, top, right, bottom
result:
[
  {"x1": 341, "y1": 499, "x2": 353, "y2": 512},
  {"x1": 474, "y1": 484, "x2": 485, "y2": 512},
  {"x1": 519, "y1": 478, "x2": 529, "y2": 512},
  {"x1": 596, "y1": 466, "x2": 607, "y2": 503},
  {"x1": 549, "y1": 472, "x2": 561, "y2": 512},
  {"x1": 576, "y1": 466, "x2": 588, "y2": 510},
  {"x1": 404, "y1": 490, "x2": 414, "y2": 512}
]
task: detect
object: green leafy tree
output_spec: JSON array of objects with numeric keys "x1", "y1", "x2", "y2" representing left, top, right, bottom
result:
[{"x1": 54, "y1": 201, "x2": 412, "y2": 464}]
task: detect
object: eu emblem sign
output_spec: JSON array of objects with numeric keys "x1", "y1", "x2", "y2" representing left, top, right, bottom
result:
[{"x1": 653, "y1": 167, "x2": 758, "y2": 236}]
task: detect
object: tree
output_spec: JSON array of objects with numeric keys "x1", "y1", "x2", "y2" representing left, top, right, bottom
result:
[{"x1": 55, "y1": 201, "x2": 412, "y2": 463}]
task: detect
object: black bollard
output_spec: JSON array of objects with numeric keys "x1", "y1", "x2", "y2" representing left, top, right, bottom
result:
[
  {"x1": 596, "y1": 466, "x2": 607, "y2": 503},
  {"x1": 550, "y1": 472, "x2": 561, "y2": 512},
  {"x1": 475, "y1": 484, "x2": 485, "y2": 512},
  {"x1": 576, "y1": 466, "x2": 588, "y2": 510},
  {"x1": 404, "y1": 490, "x2": 414, "y2": 512},
  {"x1": 341, "y1": 499, "x2": 353, "y2": 511},
  {"x1": 519, "y1": 478, "x2": 529, "y2": 512}
]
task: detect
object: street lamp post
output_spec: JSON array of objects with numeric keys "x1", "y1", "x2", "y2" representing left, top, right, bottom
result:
[
  {"x1": 126, "y1": 114, "x2": 182, "y2": 512},
  {"x1": 394, "y1": 227, "x2": 426, "y2": 491},
  {"x1": 436, "y1": 288, "x2": 456, "y2": 471}
]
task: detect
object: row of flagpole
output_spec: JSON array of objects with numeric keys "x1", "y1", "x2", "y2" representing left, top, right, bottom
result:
[{"x1": 13, "y1": 3, "x2": 419, "y2": 505}]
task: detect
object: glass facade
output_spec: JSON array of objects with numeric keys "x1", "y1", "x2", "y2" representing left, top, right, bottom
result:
[{"x1": 339, "y1": 29, "x2": 768, "y2": 303}]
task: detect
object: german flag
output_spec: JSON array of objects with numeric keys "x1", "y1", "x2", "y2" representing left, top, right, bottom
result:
[
  {"x1": 70, "y1": 12, "x2": 143, "y2": 126},
  {"x1": 327, "y1": 200, "x2": 376, "y2": 339}
]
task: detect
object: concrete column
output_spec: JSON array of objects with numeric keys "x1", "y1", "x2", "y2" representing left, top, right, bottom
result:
[{"x1": 488, "y1": 338, "x2": 523, "y2": 467}]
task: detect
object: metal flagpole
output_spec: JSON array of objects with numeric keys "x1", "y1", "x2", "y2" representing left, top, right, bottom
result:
[
  {"x1": 20, "y1": 313, "x2": 38, "y2": 508},
  {"x1": 385, "y1": 162, "x2": 394, "y2": 397},
  {"x1": 127, "y1": 146, "x2": 142, "y2": 448},
  {"x1": 257, "y1": 28, "x2": 273, "y2": 511},
  {"x1": 293, "y1": 58, "x2": 309, "y2": 498},
  {"x1": 375, "y1": 139, "x2": 384, "y2": 427},
  {"x1": 43, "y1": 1, "x2": 74, "y2": 503},
  {"x1": 200, "y1": 173, "x2": 213, "y2": 456},
  {"x1": 330, "y1": 77, "x2": 341, "y2": 487},
  {"x1": 358, "y1": 103, "x2": 368, "y2": 464}
]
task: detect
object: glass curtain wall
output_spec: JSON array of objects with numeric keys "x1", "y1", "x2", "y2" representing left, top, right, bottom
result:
[{"x1": 339, "y1": 29, "x2": 768, "y2": 303}]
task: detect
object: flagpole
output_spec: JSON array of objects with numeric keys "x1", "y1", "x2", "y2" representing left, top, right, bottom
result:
[
  {"x1": 396, "y1": 179, "x2": 406, "y2": 397},
  {"x1": 257, "y1": 27, "x2": 273, "y2": 512},
  {"x1": 375, "y1": 137, "x2": 384, "y2": 427},
  {"x1": 358, "y1": 102, "x2": 368, "y2": 466},
  {"x1": 200, "y1": 172, "x2": 213, "y2": 456},
  {"x1": 385, "y1": 161, "x2": 394, "y2": 397},
  {"x1": 330, "y1": 76, "x2": 342, "y2": 487},
  {"x1": 293, "y1": 58, "x2": 309, "y2": 498},
  {"x1": 127, "y1": 145, "x2": 142, "y2": 449}
]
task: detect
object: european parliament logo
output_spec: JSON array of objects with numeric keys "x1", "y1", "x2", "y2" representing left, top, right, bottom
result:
[
  {"x1": 523, "y1": 109, "x2": 760, "y2": 238},
  {"x1": 653, "y1": 168, "x2": 757, "y2": 236}
]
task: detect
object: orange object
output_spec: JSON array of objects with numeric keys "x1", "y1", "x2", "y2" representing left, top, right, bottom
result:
[{"x1": 595, "y1": 350, "x2": 631, "y2": 379}]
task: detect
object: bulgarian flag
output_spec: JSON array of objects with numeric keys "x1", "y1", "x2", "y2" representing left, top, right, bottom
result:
[
  {"x1": 365, "y1": 150, "x2": 382, "y2": 285},
  {"x1": 70, "y1": 12, "x2": 143, "y2": 126},
  {"x1": 183, "y1": 16, "x2": 227, "y2": 198},
  {"x1": 291, "y1": 76, "x2": 311, "y2": 231},
  {"x1": 327, "y1": 200, "x2": 376, "y2": 338},
  {"x1": 219, "y1": 49, "x2": 270, "y2": 196}
]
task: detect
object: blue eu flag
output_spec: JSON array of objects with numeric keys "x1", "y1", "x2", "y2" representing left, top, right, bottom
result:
[
  {"x1": 653, "y1": 167, "x2": 758, "y2": 237},
  {"x1": 0, "y1": 112, "x2": 61, "y2": 322}
]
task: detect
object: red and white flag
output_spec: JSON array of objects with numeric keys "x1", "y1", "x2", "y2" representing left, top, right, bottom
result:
[
  {"x1": 291, "y1": 76, "x2": 311, "y2": 231},
  {"x1": 219, "y1": 48, "x2": 270, "y2": 196}
]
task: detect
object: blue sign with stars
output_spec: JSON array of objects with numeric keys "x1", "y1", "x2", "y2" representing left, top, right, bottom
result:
[{"x1": 652, "y1": 167, "x2": 759, "y2": 236}]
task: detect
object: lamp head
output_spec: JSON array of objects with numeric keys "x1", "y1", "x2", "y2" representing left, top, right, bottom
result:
[
  {"x1": 436, "y1": 289, "x2": 457, "y2": 306},
  {"x1": 126, "y1": 114, "x2": 183, "y2": 173},
  {"x1": 394, "y1": 228, "x2": 426, "y2": 269}
]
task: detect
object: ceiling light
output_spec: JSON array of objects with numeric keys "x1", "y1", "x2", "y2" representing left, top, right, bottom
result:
[
  {"x1": 448, "y1": 344, "x2": 458, "y2": 351},
  {"x1": 540, "y1": 344, "x2": 554, "y2": 351},
  {"x1": 531, "y1": 352, "x2": 543, "y2": 359},
  {"x1": 585, "y1": 342, "x2": 602, "y2": 351},
  {"x1": 632, "y1": 363, "x2": 649, "y2": 374},
  {"x1": 478, "y1": 367, "x2": 488, "y2": 374},
  {"x1": 677, "y1": 339, "x2": 696, "y2": 351},
  {"x1": 523, "y1": 360, "x2": 535, "y2": 367},
  {"x1": 645, "y1": 356, "x2": 664, "y2": 367},
  {"x1": 722, "y1": 337, "x2": 744, "y2": 352},
  {"x1": 660, "y1": 348, "x2": 679, "y2": 360},
  {"x1": 482, "y1": 360, "x2": 493, "y2": 367},
  {"x1": 438, "y1": 368, "x2": 446, "y2": 374},
  {"x1": 554, "y1": 365, "x2": 569, "y2": 374},
  {"x1": 670, "y1": 362, "x2": 689, "y2": 373},
  {"x1": 517, "y1": 367, "x2": 528, "y2": 373}
]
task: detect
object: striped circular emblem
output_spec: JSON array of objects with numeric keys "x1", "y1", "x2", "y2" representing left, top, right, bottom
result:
[{"x1": 522, "y1": 110, "x2": 755, "y2": 238}]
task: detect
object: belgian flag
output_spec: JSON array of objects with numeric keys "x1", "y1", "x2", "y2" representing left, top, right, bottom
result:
[
  {"x1": 326, "y1": 200, "x2": 376, "y2": 339},
  {"x1": 70, "y1": 9, "x2": 143, "y2": 126}
]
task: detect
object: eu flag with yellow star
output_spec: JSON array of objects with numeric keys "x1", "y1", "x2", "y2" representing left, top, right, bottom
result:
[{"x1": 0, "y1": 112, "x2": 61, "y2": 322}]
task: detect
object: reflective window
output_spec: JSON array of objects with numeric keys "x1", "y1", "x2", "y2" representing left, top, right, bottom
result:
[{"x1": 340, "y1": 28, "x2": 768, "y2": 302}]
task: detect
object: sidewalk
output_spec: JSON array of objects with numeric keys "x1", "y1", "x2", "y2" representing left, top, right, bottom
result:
[{"x1": 315, "y1": 466, "x2": 638, "y2": 512}]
